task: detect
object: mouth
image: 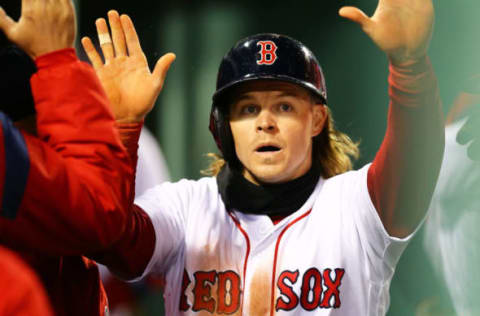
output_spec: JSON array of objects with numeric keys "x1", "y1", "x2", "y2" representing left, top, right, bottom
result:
[{"x1": 256, "y1": 145, "x2": 282, "y2": 153}]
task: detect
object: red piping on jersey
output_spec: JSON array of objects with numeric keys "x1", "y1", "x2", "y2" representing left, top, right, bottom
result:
[
  {"x1": 228, "y1": 212, "x2": 251, "y2": 311},
  {"x1": 270, "y1": 209, "x2": 312, "y2": 316}
]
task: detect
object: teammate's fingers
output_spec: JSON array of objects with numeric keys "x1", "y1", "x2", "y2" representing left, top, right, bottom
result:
[
  {"x1": 120, "y1": 14, "x2": 143, "y2": 56},
  {"x1": 0, "y1": 7, "x2": 16, "y2": 38},
  {"x1": 467, "y1": 139, "x2": 480, "y2": 161},
  {"x1": 152, "y1": 53, "x2": 176, "y2": 91},
  {"x1": 456, "y1": 112, "x2": 480, "y2": 145},
  {"x1": 81, "y1": 36, "x2": 104, "y2": 69},
  {"x1": 339, "y1": 6, "x2": 371, "y2": 29},
  {"x1": 95, "y1": 18, "x2": 114, "y2": 61},
  {"x1": 457, "y1": 122, "x2": 472, "y2": 145},
  {"x1": 108, "y1": 10, "x2": 127, "y2": 57}
]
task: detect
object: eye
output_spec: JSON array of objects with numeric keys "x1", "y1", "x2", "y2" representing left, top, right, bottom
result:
[
  {"x1": 279, "y1": 103, "x2": 293, "y2": 112},
  {"x1": 240, "y1": 105, "x2": 259, "y2": 115}
]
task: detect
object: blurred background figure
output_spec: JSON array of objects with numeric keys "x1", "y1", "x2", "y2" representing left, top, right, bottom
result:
[
  {"x1": 422, "y1": 75, "x2": 480, "y2": 316},
  {"x1": 389, "y1": 76, "x2": 480, "y2": 316}
]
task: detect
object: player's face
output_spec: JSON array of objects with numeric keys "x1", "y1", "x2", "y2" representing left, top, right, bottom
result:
[{"x1": 229, "y1": 81, "x2": 326, "y2": 184}]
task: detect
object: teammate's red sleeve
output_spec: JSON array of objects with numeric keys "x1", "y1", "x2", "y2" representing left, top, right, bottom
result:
[
  {"x1": 0, "y1": 49, "x2": 133, "y2": 255},
  {"x1": 90, "y1": 122, "x2": 157, "y2": 280},
  {"x1": 0, "y1": 246, "x2": 53, "y2": 316},
  {"x1": 367, "y1": 57, "x2": 444, "y2": 237},
  {"x1": 91, "y1": 204, "x2": 156, "y2": 280}
]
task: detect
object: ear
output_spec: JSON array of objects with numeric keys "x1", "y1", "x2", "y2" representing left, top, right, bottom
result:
[{"x1": 311, "y1": 104, "x2": 327, "y2": 137}]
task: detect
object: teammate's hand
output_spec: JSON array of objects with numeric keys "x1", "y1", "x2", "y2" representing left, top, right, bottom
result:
[
  {"x1": 339, "y1": 0, "x2": 434, "y2": 66},
  {"x1": 0, "y1": 0, "x2": 76, "y2": 59},
  {"x1": 457, "y1": 106, "x2": 480, "y2": 161},
  {"x1": 81, "y1": 11, "x2": 175, "y2": 123}
]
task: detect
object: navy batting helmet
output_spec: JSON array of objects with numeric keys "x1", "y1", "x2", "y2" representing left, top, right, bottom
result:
[{"x1": 209, "y1": 33, "x2": 327, "y2": 168}]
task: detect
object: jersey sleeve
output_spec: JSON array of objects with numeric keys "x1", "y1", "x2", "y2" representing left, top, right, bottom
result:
[
  {"x1": 133, "y1": 180, "x2": 196, "y2": 277},
  {"x1": 90, "y1": 180, "x2": 196, "y2": 281},
  {"x1": 367, "y1": 57, "x2": 444, "y2": 238},
  {"x1": 350, "y1": 164, "x2": 416, "y2": 273},
  {"x1": 0, "y1": 49, "x2": 133, "y2": 255}
]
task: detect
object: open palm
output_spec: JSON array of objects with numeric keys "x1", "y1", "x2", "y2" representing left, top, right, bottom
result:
[
  {"x1": 340, "y1": 0, "x2": 434, "y2": 65},
  {"x1": 82, "y1": 11, "x2": 175, "y2": 123}
]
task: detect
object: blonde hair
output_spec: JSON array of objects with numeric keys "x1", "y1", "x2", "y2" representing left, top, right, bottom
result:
[{"x1": 202, "y1": 106, "x2": 359, "y2": 178}]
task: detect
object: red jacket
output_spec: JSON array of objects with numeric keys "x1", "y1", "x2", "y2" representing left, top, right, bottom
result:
[
  {"x1": 0, "y1": 246, "x2": 53, "y2": 316},
  {"x1": 0, "y1": 49, "x2": 133, "y2": 316}
]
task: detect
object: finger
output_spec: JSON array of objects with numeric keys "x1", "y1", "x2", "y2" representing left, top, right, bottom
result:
[
  {"x1": 95, "y1": 18, "x2": 114, "y2": 61},
  {"x1": 457, "y1": 124, "x2": 472, "y2": 145},
  {"x1": 108, "y1": 10, "x2": 127, "y2": 57},
  {"x1": 120, "y1": 14, "x2": 143, "y2": 56},
  {"x1": 339, "y1": 6, "x2": 372, "y2": 30},
  {"x1": 0, "y1": 7, "x2": 16, "y2": 38},
  {"x1": 467, "y1": 139, "x2": 480, "y2": 161},
  {"x1": 81, "y1": 36, "x2": 104, "y2": 69},
  {"x1": 457, "y1": 115, "x2": 479, "y2": 145},
  {"x1": 152, "y1": 53, "x2": 176, "y2": 92}
]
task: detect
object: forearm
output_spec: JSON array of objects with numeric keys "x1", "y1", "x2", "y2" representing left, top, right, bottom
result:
[
  {"x1": 90, "y1": 204, "x2": 156, "y2": 280},
  {"x1": 368, "y1": 57, "x2": 445, "y2": 237},
  {"x1": 116, "y1": 121, "x2": 143, "y2": 204},
  {"x1": 87, "y1": 122, "x2": 154, "y2": 280}
]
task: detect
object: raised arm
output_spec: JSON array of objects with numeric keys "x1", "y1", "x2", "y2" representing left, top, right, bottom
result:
[
  {"x1": 82, "y1": 11, "x2": 175, "y2": 278},
  {"x1": 0, "y1": 0, "x2": 133, "y2": 254},
  {"x1": 340, "y1": 0, "x2": 444, "y2": 237}
]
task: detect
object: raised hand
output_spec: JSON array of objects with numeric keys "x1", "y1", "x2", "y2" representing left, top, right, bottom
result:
[
  {"x1": 0, "y1": 0, "x2": 76, "y2": 59},
  {"x1": 81, "y1": 10, "x2": 175, "y2": 123},
  {"x1": 339, "y1": 0, "x2": 434, "y2": 66}
]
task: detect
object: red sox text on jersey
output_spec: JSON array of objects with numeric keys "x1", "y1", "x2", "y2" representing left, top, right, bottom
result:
[{"x1": 179, "y1": 267, "x2": 345, "y2": 313}]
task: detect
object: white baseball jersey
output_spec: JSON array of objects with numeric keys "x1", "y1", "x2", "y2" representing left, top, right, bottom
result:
[{"x1": 134, "y1": 164, "x2": 413, "y2": 315}]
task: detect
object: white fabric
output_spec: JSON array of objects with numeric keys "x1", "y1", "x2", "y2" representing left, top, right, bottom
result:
[
  {"x1": 135, "y1": 164, "x2": 413, "y2": 315},
  {"x1": 424, "y1": 119, "x2": 480, "y2": 316},
  {"x1": 135, "y1": 127, "x2": 170, "y2": 196}
]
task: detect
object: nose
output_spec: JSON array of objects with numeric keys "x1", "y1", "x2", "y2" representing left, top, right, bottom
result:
[{"x1": 256, "y1": 110, "x2": 277, "y2": 133}]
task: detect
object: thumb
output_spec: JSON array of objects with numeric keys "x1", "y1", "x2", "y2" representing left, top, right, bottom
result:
[
  {"x1": 339, "y1": 6, "x2": 372, "y2": 29},
  {"x1": 152, "y1": 52, "x2": 176, "y2": 91},
  {"x1": 0, "y1": 7, "x2": 16, "y2": 39}
]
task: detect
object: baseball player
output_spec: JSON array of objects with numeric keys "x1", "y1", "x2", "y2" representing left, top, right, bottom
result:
[
  {"x1": 0, "y1": 1, "x2": 133, "y2": 315},
  {"x1": 82, "y1": 0, "x2": 444, "y2": 314}
]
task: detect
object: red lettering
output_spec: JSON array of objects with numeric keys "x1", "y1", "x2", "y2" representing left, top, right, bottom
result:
[
  {"x1": 257, "y1": 41, "x2": 278, "y2": 65},
  {"x1": 276, "y1": 270, "x2": 299, "y2": 311},
  {"x1": 320, "y1": 268, "x2": 344, "y2": 308},
  {"x1": 300, "y1": 268, "x2": 322, "y2": 310},
  {"x1": 192, "y1": 270, "x2": 216, "y2": 312},
  {"x1": 217, "y1": 270, "x2": 241, "y2": 314},
  {"x1": 179, "y1": 269, "x2": 191, "y2": 311}
]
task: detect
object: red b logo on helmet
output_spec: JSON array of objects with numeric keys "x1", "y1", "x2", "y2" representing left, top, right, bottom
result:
[{"x1": 257, "y1": 41, "x2": 278, "y2": 65}]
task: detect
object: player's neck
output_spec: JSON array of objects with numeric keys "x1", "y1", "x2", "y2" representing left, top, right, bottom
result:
[{"x1": 216, "y1": 163, "x2": 321, "y2": 218}]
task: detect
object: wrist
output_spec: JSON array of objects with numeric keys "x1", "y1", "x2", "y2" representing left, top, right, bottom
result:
[
  {"x1": 389, "y1": 55, "x2": 430, "y2": 76},
  {"x1": 34, "y1": 48, "x2": 77, "y2": 70},
  {"x1": 388, "y1": 54, "x2": 429, "y2": 72},
  {"x1": 115, "y1": 115, "x2": 146, "y2": 124}
]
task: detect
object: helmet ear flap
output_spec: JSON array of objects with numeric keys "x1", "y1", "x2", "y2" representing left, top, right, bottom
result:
[{"x1": 209, "y1": 104, "x2": 242, "y2": 170}]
